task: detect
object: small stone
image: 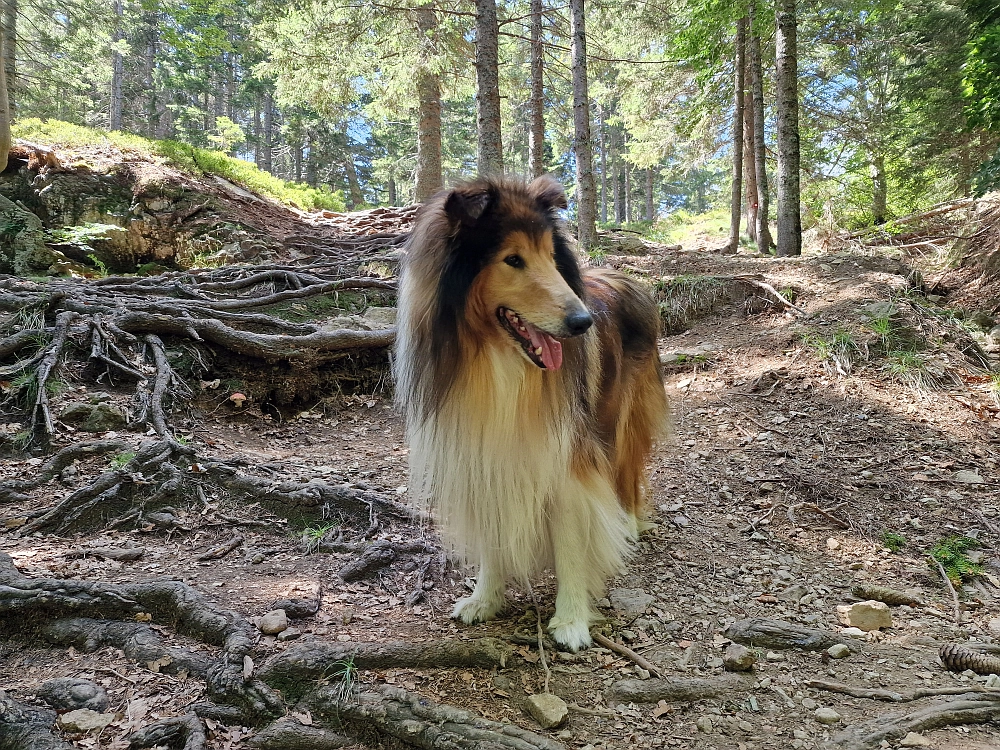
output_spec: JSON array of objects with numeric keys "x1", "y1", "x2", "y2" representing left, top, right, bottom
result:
[
  {"x1": 738, "y1": 720, "x2": 753, "y2": 732},
  {"x1": 58, "y1": 402, "x2": 126, "y2": 432},
  {"x1": 836, "y1": 600, "x2": 892, "y2": 631},
  {"x1": 37, "y1": 678, "x2": 109, "y2": 712},
  {"x1": 751, "y1": 532, "x2": 768, "y2": 542},
  {"x1": 826, "y1": 538, "x2": 841, "y2": 550},
  {"x1": 827, "y1": 644, "x2": 851, "y2": 659},
  {"x1": 765, "y1": 651, "x2": 785, "y2": 662},
  {"x1": 778, "y1": 583, "x2": 809, "y2": 602},
  {"x1": 793, "y1": 729, "x2": 809, "y2": 739},
  {"x1": 801, "y1": 697, "x2": 817, "y2": 710},
  {"x1": 56, "y1": 708, "x2": 115, "y2": 733},
  {"x1": 635, "y1": 666, "x2": 650, "y2": 679},
  {"x1": 608, "y1": 588, "x2": 654, "y2": 614},
  {"x1": 814, "y1": 707, "x2": 841, "y2": 725},
  {"x1": 276, "y1": 627, "x2": 301, "y2": 641},
  {"x1": 899, "y1": 732, "x2": 931, "y2": 747},
  {"x1": 723, "y1": 643, "x2": 757, "y2": 672},
  {"x1": 952, "y1": 470, "x2": 985, "y2": 484},
  {"x1": 695, "y1": 716, "x2": 714, "y2": 733},
  {"x1": 525, "y1": 693, "x2": 568, "y2": 729},
  {"x1": 841, "y1": 627, "x2": 866, "y2": 637},
  {"x1": 258, "y1": 609, "x2": 288, "y2": 635}
]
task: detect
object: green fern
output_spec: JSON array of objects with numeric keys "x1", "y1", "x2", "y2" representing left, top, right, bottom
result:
[{"x1": 929, "y1": 536, "x2": 983, "y2": 587}]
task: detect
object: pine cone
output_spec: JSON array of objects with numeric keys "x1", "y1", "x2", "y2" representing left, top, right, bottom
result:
[
  {"x1": 939, "y1": 643, "x2": 1000, "y2": 675},
  {"x1": 850, "y1": 584, "x2": 924, "y2": 607}
]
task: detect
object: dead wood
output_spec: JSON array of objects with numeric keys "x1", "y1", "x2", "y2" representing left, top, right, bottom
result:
[
  {"x1": 934, "y1": 558, "x2": 964, "y2": 625},
  {"x1": 300, "y1": 684, "x2": 565, "y2": 750},
  {"x1": 592, "y1": 632, "x2": 663, "y2": 678},
  {"x1": 196, "y1": 533, "x2": 244, "y2": 561},
  {"x1": 849, "y1": 584, "x2": 924, "y2": 607},
  {"x1": 0, "y1": 440, "x2": 126, "y2": 503},
  {"x1": 606, "y1": 674, "x2": 753, "y2": 703},
  {"x1": 724, "y1": 618, "x2": 862, "y2": 652},
  {"x1": 259, "y1": 637, "x2": 514, "y2": 702},
  {"x1": 0, "y1": 689, "x2": 73, "y2": 750},
  {"x1": 63, "y1": 547, "x2": 145, "y2": 561},
  {"x1": 807, "y1": 679, "x2": 1000, "y2": 703},
  {"x1": 826, "y1": 694, "x2": 1000, "y2": 750},
  {"x1": 128, "y1": 714, "x2": 207, "y2": 750},
  {"x1": 337, "y1": 539, "x2": 436, "y2": 581}
]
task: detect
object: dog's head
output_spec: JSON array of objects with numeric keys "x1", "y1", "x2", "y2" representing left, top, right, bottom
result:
[{"x1": 438, "y1": 176, "x2": 591, "y2": 371}]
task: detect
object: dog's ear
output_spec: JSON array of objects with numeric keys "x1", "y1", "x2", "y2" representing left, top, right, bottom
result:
[
  {"x1": 444, "y1": 185, "x2": 492, "y2": 226},
  {"x1": 528, "y1": 175, "x2": 568, "y2": 211}
]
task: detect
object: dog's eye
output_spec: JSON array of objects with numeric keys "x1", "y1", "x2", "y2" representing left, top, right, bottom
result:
[{"x1": 504, "y1": 255, "x2": 525, "y2": 269}]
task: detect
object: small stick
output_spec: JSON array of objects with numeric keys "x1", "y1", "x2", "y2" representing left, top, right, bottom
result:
[
  {"x1": 933, "y1": 557, "x2": 963, "y2": 625},
  {"x1": 802, "y1": 503, "x2": 850, "y2": 529},
  {"x1": 733, "y1": 275, "x2": 808, "y2": 315},
  {"x1": 526, "y1": 584, "x2": 552, "y2": 694},
  {"x1": 196, "y1": 533, "x2": 244, "y2": 561},
  {"x1": 592, "y1": 632, "x2": 663, "y2": 678}
]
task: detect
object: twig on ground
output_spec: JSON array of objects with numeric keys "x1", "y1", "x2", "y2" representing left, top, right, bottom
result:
[
  {"x1": 733, "y1": 275, "x2": 807, "y2": 316},
  {"x1": 592, "y1": 632, "x2": 663, "y2": 678},
  {"x1": 197, "y1": 533, "x2": 244, "y2": 561},
  {"x1": 527, "y1": 583, "x2": 552, "y2": 694},
  {"x1": 933, "y1": 557, "x2": 963, "y2": 625}
]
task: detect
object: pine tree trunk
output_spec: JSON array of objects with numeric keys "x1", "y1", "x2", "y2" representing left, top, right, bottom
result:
[
  {"x1": 645, "y1": 168, "x2": 654, "y2": 222},
  {"x1": 414, "y1": 7, "x2": 443, "y2": 202},
  {"x1": 388, "y1": 174, "x2": 398, "y2": 206},
  {"x1": 528, "y1": 0, "x2": 545, "y2": 178},
  {"x1": 599, "y1": 105, "x2": 607, "y2": 223},
  {"x1": 569, "y1": 0, "x2": 597, "y2": 250},
  {"x1": 725, "y1": 18, "x2": 746, "y2": 255},
  {"x1": 110, "y1": 0, "x2": 124, "y2": 131},
  {"x1": 3, "y1": 0, "x2": 14, "y2": 117},
  {"x1": 0, "y1": 12, "x2": 9, "y2": 171},
  {"x1": 345, "y1": 152, "x2": 363, "y2": 208},
  {"x1": 612, "y1": 127, "x2": 622, "y2": 223},
  {"x1": 294, "y1": 141, "x2": 302, "y2": 183},
  {"x1": 624, "y1": 158, "x2": 632, "y2": 223},
  {"x1": 306, "y1": 132, "x2": 318, "y2": 188},
  {"x1": 261, "y1": 92, "x2": 274, "y2": 173},
  {"x1": 743, "y1": 89, "x2": 758, "y2": 246},
  {"x1": 749, "y1": 0, "x2": 773, "y2": 254},
  {"x1": 774, "y1": 0, "x2": 801, "y2": 257},
  {"x1": 475, "y1": 0, "x2": 503, "y2": 175},
  {"x1": 871, "y1": 152, "x2": 887, "y2": 225},
  {"x1": 253, "y1": 101, "x2": 262, "y2": 168}
]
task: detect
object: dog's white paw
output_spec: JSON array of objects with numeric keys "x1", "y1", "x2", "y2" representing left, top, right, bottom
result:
[
  {"x1": 452, "y1": 594, "x2": 504, "y2": 624},
  {"x1": 548, "y1": 615, "x2": 593, "y2": 652}
]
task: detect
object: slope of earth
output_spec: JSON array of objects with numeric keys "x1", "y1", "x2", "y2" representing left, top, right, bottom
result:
[{"x1": 2, "y1": 225, "x2": 1000, "y2": 747}]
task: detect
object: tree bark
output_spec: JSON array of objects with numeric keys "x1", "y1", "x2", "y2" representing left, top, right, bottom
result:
[
  {"x1": 414, "y1": 7, "x2": 443, "y2": 202},
  {"x1": 261, "y1": 92, "x2": 274, "y2": 173},
  {"x1": 293, "y1": 140, "x2": 302, "y2": 183},
  {"x1": 569, "y1": 0, "x2": 597, "y2": 250},
  {"x1": 305, "y1": 131, "x2": 318, "y2": 188},
  {"x1": 645, "y1": 167, "x2": 654, "y2": 222},
  {"x1": 143, "y1": 14, "x2": 158, "y2": 138},
  {"x1": 725, "y1": 18, "x2": 746, "y2": 255},
  {"x1": 748, "y1": 0, "x2": 772, "y2": 254},
  {"x1": 1, "y1": 0, "x2": 13, "y2": 117},
  {"x1": 110, "y1": 0, "x2": 124, "y2": 131},
  {"x1": 871, "y1": 151, "x2": 887, "y2": 225},
  {"x1": 388, "y1": 174, "x2": 398, "y2": 206},
  {"x1": 612, "y1": 126, "x2": 622, "y2": 223},
  {"x1": 624, "y1": 156, "x2": 632, "y2": 223},
  {"x1": 475, "y1": 0, "x2": 503, "y2": 175},
  {"x1": 599, "y1": 105, "x2": 607, "y2": 223},
  {"x1": 344, "y1": 152, "x2": 363, "y2": 208},
  {"x1": 0, "y1": 11, "x2": 10, "y2": 172},
  {"x1": 743, "y1": 88, "x2": 758, "y2": 246},
  {"x1": 774, "y1": 0, "x2": 801, "y2": 257},
  {"x1": 528, "y1": 0, "x2": 545, "y2": 179}
]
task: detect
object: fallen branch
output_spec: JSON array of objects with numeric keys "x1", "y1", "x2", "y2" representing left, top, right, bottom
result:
[
  {"x1": 592, "y1": 632, "x2": 663, "y2": 678},
  {"x1": 724, "y1": 618, "x2": 861, "y2": 652},
  {"x1": 197, "y1": 533, "x2": 244, "y2": 561},
  {"x1": 734, "y1": 274, "x2": 807, "y2": 315}
]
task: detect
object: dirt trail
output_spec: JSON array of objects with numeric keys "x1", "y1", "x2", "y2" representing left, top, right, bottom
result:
[{"x1": 1, "y1": 237, "x2": 999, "y2": 750}]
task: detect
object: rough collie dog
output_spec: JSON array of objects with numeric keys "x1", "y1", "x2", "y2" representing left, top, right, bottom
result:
[{"x1": 394, "y1": 176, "x2": 668, "y2": 651}]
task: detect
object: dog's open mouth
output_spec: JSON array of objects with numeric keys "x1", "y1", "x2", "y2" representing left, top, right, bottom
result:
[{"x1": 497, "y1": 307, "x2": 563, "y2": 370}]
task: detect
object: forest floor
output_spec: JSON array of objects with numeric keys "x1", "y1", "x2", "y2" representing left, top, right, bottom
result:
[{"x1": 2, "y1": 197, "x2": 1000, "y2": 749}]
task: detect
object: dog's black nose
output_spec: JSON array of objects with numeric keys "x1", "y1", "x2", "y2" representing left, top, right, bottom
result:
[{"x1": 564, "y1": 309, "x2": 593, "y2": 335}]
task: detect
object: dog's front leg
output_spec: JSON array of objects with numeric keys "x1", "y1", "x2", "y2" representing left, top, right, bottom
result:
[
  {"x1": 548, "y1": 517, "x2": 596, "y2": 652},
  {"x1": 452, "y1": 552, "x2": 506, "y2": 624}
]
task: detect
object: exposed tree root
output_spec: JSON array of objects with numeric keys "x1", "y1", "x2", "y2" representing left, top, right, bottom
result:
[
  {"x1": 808, "y1": 679, "x2": 1000, "y2": 703},
  {"x1": 0, "y1": 689, "x2": 73, "y2": 750},
  {"x1": 259, "y1": 638, "x2": 514, "y2": 702},
  {"x1": 825, "y1": 694, "x2": 1000, "y2": 750},
  {"x1": 247, "y1": 717, "x2": 354, "y2": 749},
  {"x1": 128, "y1": 714, "x2": 208, "y2": 750},
  {"x1": 606, "y1": 674, "x2": 753, "y2": 703},
  {"x1": 723, "y1": 618, "x2": 861, "y2": 652},
  {"x1": 298, "y1": 684, "x2": 565, "y2": 750}
]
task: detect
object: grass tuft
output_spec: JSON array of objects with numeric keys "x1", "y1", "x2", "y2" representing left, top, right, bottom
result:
[{"x1": 929, "y1": 535, "x2": 983, "y2": 588}]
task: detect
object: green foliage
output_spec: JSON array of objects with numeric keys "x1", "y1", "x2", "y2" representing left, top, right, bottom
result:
[
  {"x1": 300, "y1": 521, "x2": 339, "y2": 554},
  {"x1": 14, "y1": 120, "x2": 345, "y2": 212},
  {"x1": 325, "y1": 656, "x2": 359, "y2": 703},
  {"x1": 111, "y1": 451, "x2": 137, "y2": 469},
  {"x1": 207, "y1": 116, "x2": 246, "y2": 154},
  {"x1": 881, "y1": 531, "x2": 907, "y2": 552},
  {"x1": 803, "y1": 328, "x2": 859, "y2": 375},
  {"x1": 929, "y1": 536, "x2": 984, "y2": 586}
]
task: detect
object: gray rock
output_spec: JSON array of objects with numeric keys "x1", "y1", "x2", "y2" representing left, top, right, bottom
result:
[
  {"x1": 56, "y1": 708, "x2": 115, "y2": 732},
  {"x1": 270, "y1": 598, "x2": 321, "y2": 619},
  {"x1": 952, "y1": 470, "x2": 985, "y2": 484},
  {"x1": 277, "y1": 627, "x2": 302, "y2": 642},
  {"x1": 695, "y1": 716, "x2": 714, "y2": 734},
  {"x1": 524, "y1": 693, "x2": 568, "y2": 729},
  {"x1": 988, "y1": 618, "x2": 1000, "y2": 637},
  {"x1": 899, "y1": 733, "x2": 931, "y2": 747},
  {"x1": 37, "y1": 678, "x2": 109, "y2": 712},
  {"x1": 801, "y1": 697, "x2": 817, "y2": 710},
  {"x1": 814, "y1": 707, "x2": 841, "y2": 725},
  {"x1": 827, "y1": 644, "x2": 851, "y2": 659},
  {"x1": 609, "y1": 588, "x2": 654, "y2": 614},
  {"x1": 259, "y1": 609, "x2": 289, "y2": 635},
  {"x1": 59, "y1": 402, "x2": 126, "y2": 432},
  {"x1": 778, "y1": 583, "x2": 809, "y2": 603},
  {"x1": 361, "y1": 307, "x2": 397, "y2": 328},
  {"x1": 836, "y1": 600, "x2": 892, "y2": 631},
  {"x1": 723, "y1": 643, "x2": 756, "y2": 672}
]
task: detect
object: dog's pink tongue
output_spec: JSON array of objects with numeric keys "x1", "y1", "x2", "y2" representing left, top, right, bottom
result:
[{"x1": 525, "y1": 323, "x2": 563, "y2": 370}]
